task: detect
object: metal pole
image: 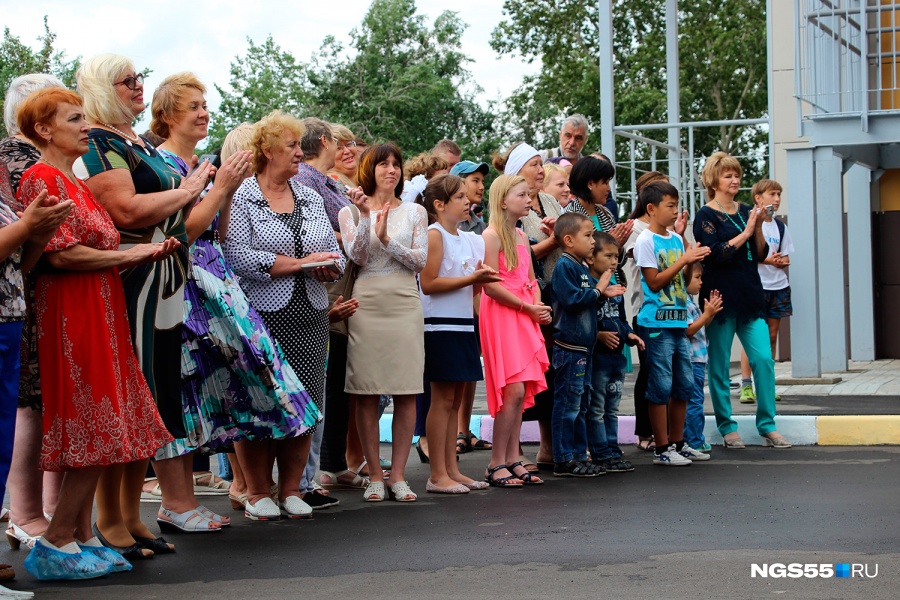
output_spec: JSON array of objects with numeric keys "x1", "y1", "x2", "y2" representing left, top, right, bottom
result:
[
  {"x1": 766, "y1": 0, "x2": 775, "y2": 178},
  {"x1": 666, "y1": 0, "x2": 681, "y2": 189},
  {"x1": 599, "y1": 0, "x2": 616, "y2": 159}
]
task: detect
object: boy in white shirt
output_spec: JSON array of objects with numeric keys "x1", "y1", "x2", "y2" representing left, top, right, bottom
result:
[{"x1": 738, "y1": 180, "x2": 794, "y2": 404}]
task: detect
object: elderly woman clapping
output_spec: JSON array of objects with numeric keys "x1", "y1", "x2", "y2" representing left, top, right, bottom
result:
[{"x1": 225, "y1": 111, "x2": 336, "y2": 520}]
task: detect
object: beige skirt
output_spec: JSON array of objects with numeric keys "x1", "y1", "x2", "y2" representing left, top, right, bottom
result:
[{"x1": 345, "y1": 271, "x2": 424, "y2": 395}]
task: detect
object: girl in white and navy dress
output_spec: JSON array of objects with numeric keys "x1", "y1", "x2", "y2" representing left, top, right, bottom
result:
[{"x1": 418, "y1": 175, "x2": 500, "y2": 494}]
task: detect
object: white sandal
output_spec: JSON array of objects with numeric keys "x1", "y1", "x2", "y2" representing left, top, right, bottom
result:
[
  {"x1": 363, "y1": 481, "x2": 385, "y2": 502},
  {"x1": 191, "y1": 472, "x2": 231, "y2": 495},
  {"x1": 321, "y1": 462, "x2": 371, "y2": 490},
  {"x1": 388, "y1": 481, "x2": 417, "y2": 502}
]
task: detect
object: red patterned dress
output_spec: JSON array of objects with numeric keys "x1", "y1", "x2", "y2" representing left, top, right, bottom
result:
[{"x1": 16, "y1": 163, "x2": 173, "y2": 471}]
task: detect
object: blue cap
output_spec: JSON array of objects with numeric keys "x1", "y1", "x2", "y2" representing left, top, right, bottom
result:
[{"x1": 450, "y1": 160, "x2": 489, "y2": 177}]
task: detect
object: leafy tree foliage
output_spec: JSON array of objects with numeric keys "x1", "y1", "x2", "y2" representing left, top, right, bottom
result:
[
  {"x1": 0, "y1": 17, "x2": 80, "y2": 137},
  {"x1": 211, "y1": 0, "x2": 499, "y2": 161},
  {"x1": 207, "y1": 35, "x2": 315, "y2": 150},
  {"x1": 491, "y1": 0, "x2": 768, "y2": 208}
]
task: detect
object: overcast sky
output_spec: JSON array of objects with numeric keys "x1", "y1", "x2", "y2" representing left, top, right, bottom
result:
[{"x1": 6, "y1": 0, "x2": 539, "y2": 132}]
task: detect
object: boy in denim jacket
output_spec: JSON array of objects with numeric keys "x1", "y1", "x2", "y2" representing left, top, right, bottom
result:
[{"x1": 549, "y1": 213, "x2": 610, "y2": 478}]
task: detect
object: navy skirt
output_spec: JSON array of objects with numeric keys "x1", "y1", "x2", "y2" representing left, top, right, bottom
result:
[{"x1": 424, "y1": 330, "x2": 483, "y2": 383}]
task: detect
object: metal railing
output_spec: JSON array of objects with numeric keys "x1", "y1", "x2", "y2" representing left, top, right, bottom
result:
[
  {"x1": 613, "y1": 118, "x2": 769, "y2": 220},
  {"x1": 795, "y1": 0, "x2": 900, "y2": 128}
]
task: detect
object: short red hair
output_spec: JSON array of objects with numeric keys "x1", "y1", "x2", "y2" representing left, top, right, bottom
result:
[{"x1": 17, "y1": 88, "x2": 83, "y2": 148}]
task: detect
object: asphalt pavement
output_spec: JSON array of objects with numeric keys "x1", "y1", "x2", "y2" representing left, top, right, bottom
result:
[{"x1": 3, "y1": 445, "x2": 898, "y2": 600}]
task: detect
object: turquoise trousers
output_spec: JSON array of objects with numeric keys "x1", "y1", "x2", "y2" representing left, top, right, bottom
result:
[{"x1": 706, "y1": 316, "x2": 777, "y2": 436}]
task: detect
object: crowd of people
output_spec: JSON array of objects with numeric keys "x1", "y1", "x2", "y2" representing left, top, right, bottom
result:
[{"x1": 0, "y1": 55, "x2": 794, "y2": 591}]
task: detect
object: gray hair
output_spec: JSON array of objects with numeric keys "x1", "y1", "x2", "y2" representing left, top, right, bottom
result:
[
  {"x1": 4, "y1": 73, "x2": 67, "y2": 134},
  {"x1": 561, "y1": 114, "x2": 588, "y2": 132},
  {"x1": 300, "y1": 117, "x2": 333, "y2": 160}
]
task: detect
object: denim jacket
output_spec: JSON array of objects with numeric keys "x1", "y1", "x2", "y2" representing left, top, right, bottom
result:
[
  {"x1": 550, "y1": 252, "x2": 600, "y2": 353},
  {"x1": 595, "y1": 290, "x2": 635, "y2": 355}
]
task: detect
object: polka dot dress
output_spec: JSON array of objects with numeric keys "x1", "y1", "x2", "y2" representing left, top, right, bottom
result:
[{"x1": 257, "y1": 193, "x2": 329, "y2": 410}]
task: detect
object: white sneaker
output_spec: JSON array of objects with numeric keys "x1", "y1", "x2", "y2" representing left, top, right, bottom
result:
[
  {"x1": 653, "y1": 446, "x2": 692, "y2": 466},
  {"x1": 679, "y1": 443, "x2": 711, "y2": 461}
]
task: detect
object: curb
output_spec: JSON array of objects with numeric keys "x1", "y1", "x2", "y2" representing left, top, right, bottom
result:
[{"x1": 379, "y1": 414, "x2": 900, "y2": 446}]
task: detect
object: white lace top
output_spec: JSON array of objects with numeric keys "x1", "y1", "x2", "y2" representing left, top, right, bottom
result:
[{"x1": 338, "y1": 201, "x2": 428, "y2": 279}]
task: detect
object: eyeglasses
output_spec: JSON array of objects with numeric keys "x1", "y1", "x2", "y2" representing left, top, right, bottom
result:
[
  {"x1": 337, "y1": 140, "x2": 357, "y2": 151},
  {"x1": 113, "y1": 73, "x2": 145, "y2": 91}
]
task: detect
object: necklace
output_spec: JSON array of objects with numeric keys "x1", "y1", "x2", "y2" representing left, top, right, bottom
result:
[
  {"x1": 99, "y1": 122, "x2": 151, "y2": 156},
  {"x1": 714, "y1": 199, "x2": 752, "y2": 260}
]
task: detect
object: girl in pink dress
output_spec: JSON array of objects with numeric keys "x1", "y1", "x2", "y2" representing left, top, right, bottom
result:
[{"x1": 479, "y1": 175, "x2": 551, "y2": 487}]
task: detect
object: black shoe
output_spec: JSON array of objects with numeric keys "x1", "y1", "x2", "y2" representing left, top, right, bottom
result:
[
  {"x1": 553, "y1": 459, "x2": 600, "y2": 478},
  {"x1": 302, "y1": 490, "x2": 340, "y2": 510},
  {"x1": 600, "y1": 458, "x2": 634, "y2": 473}
]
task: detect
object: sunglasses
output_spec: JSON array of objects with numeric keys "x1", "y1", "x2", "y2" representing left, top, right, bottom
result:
[{"x1": 113, "y1": 73, "x2": 145, "y2": 91}]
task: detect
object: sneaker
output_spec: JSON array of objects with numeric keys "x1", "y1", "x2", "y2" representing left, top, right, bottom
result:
[
  {"x1": 678, "y1": 443, "x2": 711, "y2": 461},
  {"x1": 729, "y1": 379, "x2": 740, "y2": 390},
  {"x1": 694, "y1": 442, "x2": 712, "y2": 452},
  {"x1": 302, "y1": 490, "x2": 340, "y2": 510},
  {"x1": 601, "y1": 458, "x2": 634, "y2": 473},
  {"x1": 553, "y1": 459, "x2": 601, "y2": 477},
  {"x1": 739, "y1": 385, "x2": 756, "y2": 404},
  {"x1": 652, "y1": 446, "x2": 692, "y2": 466},
  {"x1": 775, "y1": 393, "x2": 782, "y2": 402}
]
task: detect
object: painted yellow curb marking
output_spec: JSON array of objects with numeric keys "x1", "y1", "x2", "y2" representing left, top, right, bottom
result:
[{"x1": 817, "y1": 416, "x2": 900, "y2": 445}]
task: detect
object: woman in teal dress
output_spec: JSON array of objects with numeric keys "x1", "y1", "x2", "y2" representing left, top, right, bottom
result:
[{"x1": 79, "y1": 54, "x2": 214, "y2": 551}]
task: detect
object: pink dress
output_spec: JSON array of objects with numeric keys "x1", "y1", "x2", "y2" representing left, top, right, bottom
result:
[{"x1": 479, "y1": 239, "x2": 549, "y2": 417}]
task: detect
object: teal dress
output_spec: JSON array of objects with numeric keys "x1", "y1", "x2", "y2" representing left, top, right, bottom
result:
[{"x1": 82, "y1": 130, "x2": 189, "y2": 439}]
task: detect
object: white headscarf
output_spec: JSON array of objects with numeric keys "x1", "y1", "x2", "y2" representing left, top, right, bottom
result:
[{"x1": 504, "y1": 143, "x2": 540, "y2": 176}]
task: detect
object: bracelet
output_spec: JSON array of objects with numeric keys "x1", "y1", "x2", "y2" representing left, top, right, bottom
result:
[{"x1": 518, "y1": 300, "x2": 525, "y2": 312}]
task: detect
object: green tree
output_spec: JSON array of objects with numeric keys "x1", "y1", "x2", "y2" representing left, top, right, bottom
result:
[
  {"x1": 309, "y1": 0, "x2": 499, "y2": 159},
  {"x1": 207, "y1": 35, "x2": 315, "y2": 150},
  {"x1": 491, "y1": 0, "x2": 768, "y2": 210},
  {"x1": 0, "y1": 17, "x2": 80, "y2": 137}
]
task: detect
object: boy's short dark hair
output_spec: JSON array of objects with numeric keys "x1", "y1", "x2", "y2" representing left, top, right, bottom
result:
[
  {"x1": 554, "y1": 212, "x2": 591, "y2": 245},
  {"x1": 683, "y1": 260, "x2": 703, "y2": 282},
  {"x1": 569, "y1": 156, "x2": 616, "y2": 202},
  {"x1": 592, "y1": 230, "x2": 619, "y2": 254},
  {"x1": 639, "y1": 180, "x2": 680, "y2": 208}
]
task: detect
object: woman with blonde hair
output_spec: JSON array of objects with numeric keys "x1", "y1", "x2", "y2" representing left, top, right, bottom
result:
[
  {"x1": 327, "y1": 124, "x2": 359, "y2": 191},
  {"x1": 78, "y1": 54, "x2": 213, "y2": 551},
  {"x1": 693, "y1": 152, "x2": 790, "y2": 449},
  {"x1": 225, "y1": 110, "x2": 335, "y2": 520},
  {"x1": 542, "y1": 162, "x2": 571, "y2": 208}
]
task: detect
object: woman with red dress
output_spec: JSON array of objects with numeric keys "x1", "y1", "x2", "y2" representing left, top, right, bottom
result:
[{"x1": 13, "y1": 88, "x2": 178, "y2": 580}]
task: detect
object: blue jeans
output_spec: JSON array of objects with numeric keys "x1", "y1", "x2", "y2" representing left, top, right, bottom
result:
[
  {"x1": 587, "y1": 352, "x2": 626, "y2": 461},
  {"x1": 0, "y1": 322, "x2": 23, "y2": 502},
  {"x1": 300, "y1": 384, "x2": 326, "y2": 494},
  {"x1": 684, "y1": 362, "x2": 707, "y2": 448},
  {"x1": 640, "y1": 327, "x2": 694, "y2": 405},
  {"x1": 551, "y1": 346, "x2": 591, "y2": 464}
]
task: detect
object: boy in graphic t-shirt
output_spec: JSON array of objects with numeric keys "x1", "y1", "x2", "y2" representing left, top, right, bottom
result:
[
  {"x1": 738, "y1": 179, "x2": 794, "y2": 404},
  {"x1": 633, "y1": 181, "x2": 710, "y2": 466}
]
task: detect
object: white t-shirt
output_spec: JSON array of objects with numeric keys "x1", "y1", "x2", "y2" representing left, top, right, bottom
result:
[{"x1": 758, "y1": 219, "x2": 794, "y2": 291}]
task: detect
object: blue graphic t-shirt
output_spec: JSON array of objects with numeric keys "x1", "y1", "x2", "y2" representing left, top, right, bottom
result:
[{"x1": 633, "y1": 228, "x2": 688, "y2": 328}]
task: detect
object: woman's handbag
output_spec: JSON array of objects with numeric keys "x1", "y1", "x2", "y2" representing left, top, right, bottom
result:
[{"x1": 327, "y1": 205, "x2": 360, "y2": 338}]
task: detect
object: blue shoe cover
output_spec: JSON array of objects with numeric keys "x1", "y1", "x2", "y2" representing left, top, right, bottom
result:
[
  {"x1": 24, "y1": 539, "x2": 113, "y2": 580},
  {"x1": 78, "y1": 544, "x2": 132, "y2": 573}
]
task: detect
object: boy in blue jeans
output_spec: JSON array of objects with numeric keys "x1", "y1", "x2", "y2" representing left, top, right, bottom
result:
[
  {"x1": 550, "y1": 213, "x2": 611, "y2": 478},
  {"x1": 633, "y1": 181, "x2": 711, "y2": 466},
  {"x1": 587, "y1": 231, "x2": 644, "y2": 472},
  {"x1": 684, "y1": 263, "x2": 723, "y2": 452}
]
